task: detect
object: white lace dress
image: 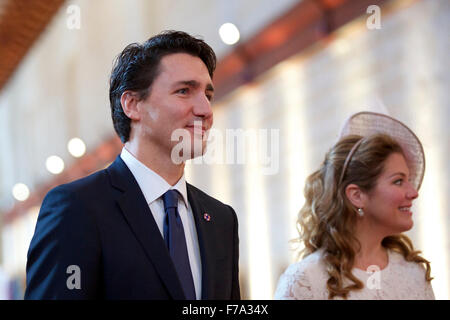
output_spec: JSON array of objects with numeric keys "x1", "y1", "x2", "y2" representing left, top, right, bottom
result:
[{"x1": 274, "y1": 249, "x2": 435, "y2": 300}]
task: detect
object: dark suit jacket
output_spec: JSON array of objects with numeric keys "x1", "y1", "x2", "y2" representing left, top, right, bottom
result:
[{"x1": 24, "y1": 156, "x2": 240, "y2": 299}]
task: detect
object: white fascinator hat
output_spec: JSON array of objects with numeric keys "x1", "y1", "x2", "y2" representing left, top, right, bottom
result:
[{"x1": 338, "y1": 111, "x2": 425, "y2": 190}]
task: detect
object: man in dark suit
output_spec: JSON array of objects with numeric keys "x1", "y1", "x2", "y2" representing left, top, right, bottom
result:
[{"x1": 25, "y1": 31, "x2": 240, "y2": 300}]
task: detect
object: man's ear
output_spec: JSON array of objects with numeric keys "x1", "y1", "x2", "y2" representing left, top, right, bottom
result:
[
  {"x1": 120, "y1": 91, "x2": 141, "y2": 120},
  {"x1": 345, "y1": 183, "x2": 366, "y2": 208}
]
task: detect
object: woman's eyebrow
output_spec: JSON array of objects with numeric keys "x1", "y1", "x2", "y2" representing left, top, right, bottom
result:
[{"x1": 388, "y1": 172, "x2": 407, "y2": 178}]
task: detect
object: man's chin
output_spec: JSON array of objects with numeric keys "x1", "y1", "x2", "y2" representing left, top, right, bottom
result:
[
  {"x1": 169, "y1": 139, "x2": 207, "y2": 164},
  {"x1": 190, "y1": 141, "x2": 208, "y2": 159}
]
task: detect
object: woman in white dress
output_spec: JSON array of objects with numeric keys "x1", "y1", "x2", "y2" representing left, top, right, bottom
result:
[{"x1": 275, "y1": 112, "x2": 435, "y2": 300}]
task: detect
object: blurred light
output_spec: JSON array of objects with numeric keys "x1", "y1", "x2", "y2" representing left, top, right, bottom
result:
[
  {"x1": 417, "y1": 147, "x2": 449, "y2": 299},
  {"x1": 279, "y1": 60, "x2": 310, "y2": 261},
  {"x1": 12, "y1": 183, "x2": 30, "y2": 201},
  {"x1": 332, "y1": 39, "x2": 350, "y2": 55},
  {"x1": 219, "y1": 23, "x2": 240, "y2": 45},
  {"x1": 68, "y1": 137, "x2": 86, "y2": 157},
  {"x1": 46, "y1": 155, "x2": 65, "y2": 174},
  {"x1": 242, "y1": 87, "x2": 273, "y2": 299}
]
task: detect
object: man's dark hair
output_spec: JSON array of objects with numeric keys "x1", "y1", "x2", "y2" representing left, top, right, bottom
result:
[{"x1": 109, "y1": 30, "x2": 217, "y2": 143}]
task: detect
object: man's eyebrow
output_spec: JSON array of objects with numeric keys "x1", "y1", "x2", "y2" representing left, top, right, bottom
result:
[{"x1": 173, "y1": 80, "x2": 214, "y2": 92}]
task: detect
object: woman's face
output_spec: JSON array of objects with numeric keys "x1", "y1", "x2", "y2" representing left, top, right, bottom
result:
[{"x1": 362, "y1": 152, "x2": 419, "y2": 234}]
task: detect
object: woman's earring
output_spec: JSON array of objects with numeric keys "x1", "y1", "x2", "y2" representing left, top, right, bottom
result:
[{"x1": 357, "y1": 208, "x2": 364, "y2": 217}]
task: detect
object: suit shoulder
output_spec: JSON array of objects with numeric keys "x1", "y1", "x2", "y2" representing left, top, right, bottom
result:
[
  {"x1": 47, "y1": 168, "x2": 109, "y2": 197},
  {"x1": 187, "y1": 183, "x2": 232, "y2": 209}
]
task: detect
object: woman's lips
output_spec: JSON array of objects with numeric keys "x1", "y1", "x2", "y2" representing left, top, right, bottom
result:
[{"x1": 399, "y1": 206, "x2": 412, "y2": 216}]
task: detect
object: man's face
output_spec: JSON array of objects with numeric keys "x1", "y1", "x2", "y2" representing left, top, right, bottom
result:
[{"x1": 135, "y1": 53, "x2": 214, "y2": 161}]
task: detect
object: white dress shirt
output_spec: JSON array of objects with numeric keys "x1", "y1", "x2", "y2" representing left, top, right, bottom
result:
[{"x1": 120, "y1": 147, "x2": 202, "y2": 299}]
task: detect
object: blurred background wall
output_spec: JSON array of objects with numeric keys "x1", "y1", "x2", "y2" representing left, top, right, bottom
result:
[{"x1": 0, "y1": 0, "x2": 448, "y2": 299}]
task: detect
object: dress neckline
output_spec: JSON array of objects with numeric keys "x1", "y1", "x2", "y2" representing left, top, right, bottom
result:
[{"x1": 352, "y1": 249, "x2": 393, "y2": 274}]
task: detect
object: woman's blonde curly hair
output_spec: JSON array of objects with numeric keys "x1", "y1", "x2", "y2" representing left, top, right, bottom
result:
[{"x1": 295, "y1": 133, "x2": 432, "y2": 299}]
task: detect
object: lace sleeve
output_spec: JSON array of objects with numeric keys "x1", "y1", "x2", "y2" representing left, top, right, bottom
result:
[
  {"x1": 274, "y1": 264, "x2": 314, "y2": 300},
  {"x1": 423, "y1": 281, "x2": 436, "y2": 300}
]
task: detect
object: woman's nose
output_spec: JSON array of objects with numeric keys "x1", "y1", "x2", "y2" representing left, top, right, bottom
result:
[{"x1": 406, "y1": 182, "x2": 419, "y2": 200}]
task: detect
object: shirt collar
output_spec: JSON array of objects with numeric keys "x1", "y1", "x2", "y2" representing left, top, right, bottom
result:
[{"x1": 120, "y1": 147, "x2": 188, "y2": 206}]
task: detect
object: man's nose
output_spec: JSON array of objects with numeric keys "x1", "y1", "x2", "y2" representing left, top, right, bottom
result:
[{"x1": 193, "y1": 93, "x2": 213, "y2": 118}]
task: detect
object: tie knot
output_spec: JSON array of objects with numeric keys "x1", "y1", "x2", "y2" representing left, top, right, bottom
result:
[{"x1": 162, "y1": 189, "x2": 179, "y2": 210}]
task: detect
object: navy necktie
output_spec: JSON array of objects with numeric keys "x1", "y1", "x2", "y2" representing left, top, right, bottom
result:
[{"x1": 162, "y1": 190, "x2": 196, "y2": 300}]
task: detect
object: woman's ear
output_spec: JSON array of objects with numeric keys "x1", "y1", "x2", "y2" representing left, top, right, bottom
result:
[
  {"x1": 345, "y1": 183, "x2": 365, "y2": 208},
  {"x1": 120, "y1": 91, "x2": 141, "y2": 121}
]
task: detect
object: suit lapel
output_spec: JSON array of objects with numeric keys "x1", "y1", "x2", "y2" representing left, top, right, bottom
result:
[
  {"x1": 107, "y1": 156, "x2": 185, "y2": 299},
  {"x1": 187, "y1": 184, "x2": 216, "y2": 300}
]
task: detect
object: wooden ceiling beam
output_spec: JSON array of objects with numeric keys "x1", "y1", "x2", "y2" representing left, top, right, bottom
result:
[
  {"x1": 0, "y1": 0, "x2": 64, "y2": 92},
  {"x1": 213, "y1": 0, "x2": 389, "y2": 100}
]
